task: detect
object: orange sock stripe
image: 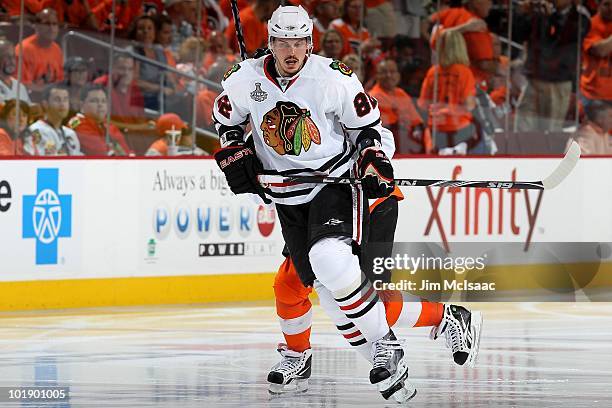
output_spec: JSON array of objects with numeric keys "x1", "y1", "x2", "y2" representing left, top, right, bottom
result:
[
  {"x1": 284, "y1": 328, "x2": 311, "y2": 353},
  {"x1": 414, "y1": 301, "x2": 444, "y2": 327},
  {"x1": 380, "y1": 290, "x2": 403, "y2": 327}
]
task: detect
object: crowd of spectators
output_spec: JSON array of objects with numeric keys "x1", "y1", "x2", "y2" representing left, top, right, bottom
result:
[{"x1": 0, "y1": 0, "x2": 609, "y2": 157}]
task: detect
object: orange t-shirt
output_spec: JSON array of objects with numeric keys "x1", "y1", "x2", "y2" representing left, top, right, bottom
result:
[
  {"x1": 312, "y1": 18, "x2": 330, "y2": 54},
  {"x1": 580, "y1": 14, "x2": 612, "y2": 101},
  {"x1": 369, "y1": 83, "x2": 426, "y2": 152},
  {"x1": 219, "y1": 0, "x2": 251, "y2": 21},
  {"x1": 224, "y1": 6, "x2": 268, "y2": 55},
  {"x1": 0, "y1": 129, "x2": 23, "y2": 156},
  {"x1": 2, "y1": 0, "x2": 52, "y2": 16},
  {"x1": 330, "y1": 19, "x2": 370, "y2": 57},
  {"x1": 15, "y1": 35, "x2": 64, "y2": 86},
  {"x1": 68, "y1": 114, "x2": 131, "y2": 156},
  {"x1": 430, "y1": 8, "x2": 494, "y2": 85},
  {"x1": 418, "y1": 64, "x2": 475, "y2": 133},
  {"x1": 90, "y1": 0, "x2": 143, "y2": 31}
]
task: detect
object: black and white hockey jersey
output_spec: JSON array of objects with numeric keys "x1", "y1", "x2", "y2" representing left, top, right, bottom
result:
[{"x1": 212, "y1": 54, "x2": 393, "y2": 205}]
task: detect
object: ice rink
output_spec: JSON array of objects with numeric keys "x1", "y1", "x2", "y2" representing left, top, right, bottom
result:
[{"x1": 1, "y1": 302, "x2": 611, "y2": 407}]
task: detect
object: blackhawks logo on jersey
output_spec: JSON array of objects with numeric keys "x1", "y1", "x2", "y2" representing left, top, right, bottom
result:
[
  {"x1": 329, "y1": 60, "x2": 353, "y2": 77},
  {"x1": 223, "y1": 64, "x2": 241, "y2": 81},
  {"x1": 260, "y1": 101, "x2": 321, "y2": 156}
]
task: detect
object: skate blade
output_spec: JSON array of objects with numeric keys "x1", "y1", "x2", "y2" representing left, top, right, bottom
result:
[
  {"x1": 393, "y1": 384, "x2": 417, "y2": 404},
  {"x1": 466, "y1": 311, "x2": 483, "y2": 368},
  {"x1": 268, "y1": 379, "x2": 309, "y2": 395},
  {"x1": 379, "y1": 358, "x2": 411, "y2": 399}
]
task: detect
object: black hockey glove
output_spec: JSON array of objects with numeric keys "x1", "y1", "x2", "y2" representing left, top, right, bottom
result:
[
  {"x1": 356, "y1": 138, "x2": 395, "y2": 199},
  {"x1": 214, "y1": 144, "x2": 271, "y2": 204}
]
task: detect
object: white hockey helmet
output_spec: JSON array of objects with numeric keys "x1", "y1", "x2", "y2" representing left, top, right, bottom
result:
[{"x1": 267, "y1": 5, "x2": 313, "y2": 44}]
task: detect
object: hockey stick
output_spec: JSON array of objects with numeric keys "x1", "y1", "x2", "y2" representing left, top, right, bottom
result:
[
  {"x1": 258, "y1": 141, "x2": 581, "y2": 191},
  {"x1": 229, "y1": 0, "x2": 248, "y2": 61}
]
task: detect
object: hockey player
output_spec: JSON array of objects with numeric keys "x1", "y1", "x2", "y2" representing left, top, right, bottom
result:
[
  {"x1": 24, "y1": 83, "x2": 82, "y2": 156},
  {"x1": 213, "y1": 5, "x2": 411, "y2": 401}
]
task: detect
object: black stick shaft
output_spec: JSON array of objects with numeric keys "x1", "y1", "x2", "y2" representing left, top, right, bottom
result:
[
  {"x1": 229, "y1": 0, "x2": 248, "y2": 61},
  {"x1": 263, "y1": 175, "x2": 545, "y2": 190}
]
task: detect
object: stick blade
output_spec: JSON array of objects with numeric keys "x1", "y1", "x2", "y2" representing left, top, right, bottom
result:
[{"x1": 542, "y1": 141, "x2": 581, "y2": 190}]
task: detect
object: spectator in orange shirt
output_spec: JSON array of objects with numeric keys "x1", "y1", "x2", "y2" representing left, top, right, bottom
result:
[
  {"x1": 91, "y1": 0, "x2": 144, "y2": 32},
  {"x1": 224, "y1": 0, "x2": 279, "y2": 56},
  {"x1": 0, "y1": 99, "x2": 29, "y2": 156},
  {"x1": 1, "y1": 0, "x2": 52, "y2": 18},
  {"x1": 580, "y1": 0, "x2": 612, "y2": 106},
  {"x1": 15, "y1": 8, "x2": 64, "y2": 94},
  {"x1": 68, "y1": 84, "x2": 132, "y2": 156},
  {"x1": 370, "y1": 59, "x2": 429, "y2": 154},
  {"x1": 318, "y1": 29, "x2": 344, "y2": 60},
  {"x1": 311, "y1": 0, "x2": 340, "y2": 53},
  {"x1": 330, "y1": 0, "x2": 370, "y2": 57},
  {"x1": 418, "y1": 30, "x2": 478, "y2": 154},
  {"x1": 429, "y1": 0, "x2": 496, "y2": 88}
]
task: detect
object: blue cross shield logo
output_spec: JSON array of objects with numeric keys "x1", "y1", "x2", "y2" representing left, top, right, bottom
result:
[{"x1": 22, "y1": 168, "x2": 72, "y2": 265}]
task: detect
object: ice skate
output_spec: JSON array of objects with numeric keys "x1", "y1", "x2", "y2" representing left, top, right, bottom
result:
[
  {"x1": 369, "y1": 331, "x2": 417, "y2": 401},
  {"x1": 267, "y1": 344, "x2": 312, "y2": 394},
  {"x1": 430, "y1": 304, "x2": 483, "y2": 367}
]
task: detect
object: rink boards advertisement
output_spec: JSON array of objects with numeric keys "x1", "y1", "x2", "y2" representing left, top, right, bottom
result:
[{"x1": 0, "y1": 156, "x2": 611, "y2": 309}]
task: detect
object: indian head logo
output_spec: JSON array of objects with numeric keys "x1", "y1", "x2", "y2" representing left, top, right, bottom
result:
[{"x1": 260, "y1": 101, "x2": 321, "y2": 156}]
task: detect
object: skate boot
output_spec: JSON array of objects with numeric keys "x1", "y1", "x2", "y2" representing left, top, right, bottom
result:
[
  {"x1": 267, "y1": 343, "x2": 312, "y2": 394},
  {"x1": 430, "y1": 304, "x2": 483, "y2": 367},
  {"x1": 369, "y1": 330, "x2": 417, "y2": 402}
]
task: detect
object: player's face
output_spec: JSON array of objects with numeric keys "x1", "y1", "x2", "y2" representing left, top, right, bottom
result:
[
  {"x1": 82, "y1": 90, "x2": 108, "y2": 123},
  {"x1": 260, "y1": 109, "x2": 286, "y2": 155},
  {"x1": 46, "y1": 89, "x2": 70, "y2": 120},
  {"x1": 271, "y1": 38, "x2": 310, "y2": 76}
]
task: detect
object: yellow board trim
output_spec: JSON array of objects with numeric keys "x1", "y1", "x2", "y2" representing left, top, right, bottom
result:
[
  {"x1": 0, "y1": 273, "x2": 276, "y2": 311},
  {"x1": 0, "y1": 262, "x2": 611, "y2": 311}
]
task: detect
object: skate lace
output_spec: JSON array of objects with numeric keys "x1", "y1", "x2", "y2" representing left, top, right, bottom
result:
[
  {"x1": 372, "y1": 339, "x2": 404, "y2": 369},
  {"x1": 277, "y1": 354, "x2": 303, "y2": 375},
  {"x1": 445, "y1": 318, "x2": 464, "y2": 353}
]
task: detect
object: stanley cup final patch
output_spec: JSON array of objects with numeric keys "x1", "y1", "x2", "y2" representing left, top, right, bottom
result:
[{"x1": 250, "y1": 83, "x2": 268, "y2": 102}]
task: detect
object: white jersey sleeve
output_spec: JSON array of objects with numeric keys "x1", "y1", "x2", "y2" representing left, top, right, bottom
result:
[{"x1": 212, "y1": 62, "x2": 251, "y2": 147}]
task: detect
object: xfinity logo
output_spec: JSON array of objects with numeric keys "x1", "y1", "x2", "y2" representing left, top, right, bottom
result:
[{"x1": 425, "y1": 166, "x2": 543, "y2": 252}]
